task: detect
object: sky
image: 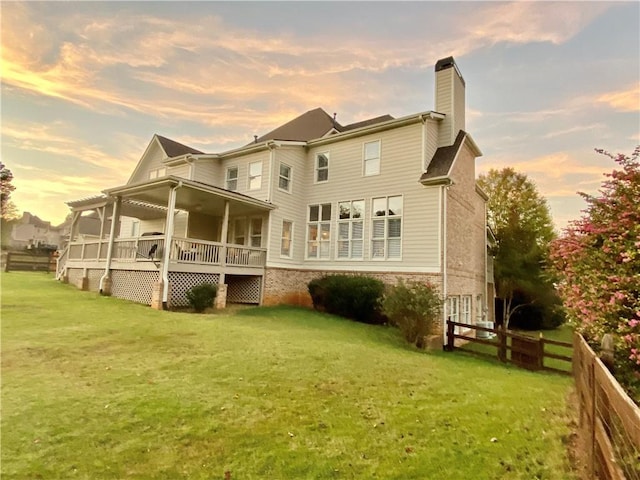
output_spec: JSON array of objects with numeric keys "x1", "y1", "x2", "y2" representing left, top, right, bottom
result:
[{"x1": 1, "y1": 1, "x2": 639, "y2": 229}]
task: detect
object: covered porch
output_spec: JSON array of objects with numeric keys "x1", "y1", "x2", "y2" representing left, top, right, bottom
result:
[{"x1": 59, "y1": 176, "x2": 275, "y2": 308}]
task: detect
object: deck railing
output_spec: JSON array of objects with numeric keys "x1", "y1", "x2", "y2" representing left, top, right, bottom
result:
[{"x1": 65, "y1": 236, "x2": 266, "y2": 268}]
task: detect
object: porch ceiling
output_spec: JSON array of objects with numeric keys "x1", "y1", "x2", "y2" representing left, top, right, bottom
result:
[{"x1": 103, "y1": 176, "x2": 276, "y2": 217}]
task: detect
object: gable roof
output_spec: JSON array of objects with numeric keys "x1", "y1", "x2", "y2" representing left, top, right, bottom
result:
[
  {"x1": 341, "y1": 114, "x2": 395, "y2": 131},
  {"x1": 253, "y1": 108, "x2": 337, "y2": 143},
  {"x1": 155, "y1": 135, "x2": 203, "y2": 157},
  {"x1": 419, "y1": 130, "x2": 467, "y2": 183},
  {"x1": 252, "y1": 108, "x2": 396, "y2": 144}
]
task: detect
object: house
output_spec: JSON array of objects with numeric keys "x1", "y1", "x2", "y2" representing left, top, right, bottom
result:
[
  {"x1": 59, "y1": 56, "x2": 494, "y2": 341},
  {"x1": 10, "y1": 212, "x2": 63, "y2": 250}
]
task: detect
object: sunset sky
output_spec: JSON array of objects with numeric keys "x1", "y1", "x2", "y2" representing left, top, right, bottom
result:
[{"x1": 2, "y1": 1, "x2": 638, "y2": 229}]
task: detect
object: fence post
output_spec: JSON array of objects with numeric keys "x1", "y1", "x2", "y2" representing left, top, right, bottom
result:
[
  {"x1": 498, "y1": 325, "x2": 507, "y2": 362},
  {"x1": 446, "y1": 321, "x2": 455, "y2": 351}
]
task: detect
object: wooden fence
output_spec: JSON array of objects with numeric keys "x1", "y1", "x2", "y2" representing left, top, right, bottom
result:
[
  {"x1": 4, "y1": 251, "x2": 56, "y2": 273},
  {"x1": 445, "y1": 320, "x2": 573, "y2": 375},
  {"x1": 573, "y1": 334, "x2": 640, "y2": 480}
]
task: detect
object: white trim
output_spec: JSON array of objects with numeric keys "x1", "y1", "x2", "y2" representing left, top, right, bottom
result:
[
  {"x1": 277, "y1": 162, "x2": 293, "y2": 194},
  {"x1": 314, "y1": 152, "x2": 330, "y2": 184},
  {"x1": 264, "y1": 262, "x2": 440, "y2": 274},
  {"x1": 362, "y1": 140, "x2": 381, "y2": 177}
]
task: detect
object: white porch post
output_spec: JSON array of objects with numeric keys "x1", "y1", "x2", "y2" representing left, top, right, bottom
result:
[
  {"x1": 99, "y1": 196, "x2": 121, "y2": 295},
  {"x1": 154, "y1": 184, "x2": 179, "y2": 310},
  {"x1": 97, "y1": 205, "x2": 107, "y2": 260},
  {"x1": 215, "y1": 200, "x2": 230, "y2": 309}
]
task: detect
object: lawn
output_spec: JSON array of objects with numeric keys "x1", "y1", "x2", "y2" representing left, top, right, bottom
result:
[{"x1": 2, "y1": 273, "x2": 576, "y2": 479}]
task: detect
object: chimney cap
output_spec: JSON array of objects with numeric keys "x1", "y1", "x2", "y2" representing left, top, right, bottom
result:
[{"x1": 435, "y1": 56, "x2": 465, "y2": 86}]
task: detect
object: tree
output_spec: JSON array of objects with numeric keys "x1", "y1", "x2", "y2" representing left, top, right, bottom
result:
[
  {"x1": 477, "y1": 168, "x2": 559, "y2": 329},
  {"x1": 1, "y1": 162, "x2": 18, "y2": 220},
  {"x1": 551, "y1": 147, "x2": 639, "y2": 401}
]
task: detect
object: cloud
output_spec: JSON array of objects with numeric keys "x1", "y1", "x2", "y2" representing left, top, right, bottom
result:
[{"x1": 597, "y1": 84, "x2": 640, "y2": 112}]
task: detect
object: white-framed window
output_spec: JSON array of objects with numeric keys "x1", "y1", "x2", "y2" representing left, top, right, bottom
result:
[
  {"x1": 278, "y1": 163, "x2": 292, "y2": 192},
  {"x1": 232, "y1": 218, "x2": 246, "y2": 245},
  {"x1": 461, "y1": 295, "x2": 472, "y2": 325},
  {"x1": 371, "y1": 195, "x2": 402, "y2": 259},
  {"x1": 307, "y1": 203, "x2": 331, "y2": 259},
  {"x1": 149, "y1": 167, "x2": 167, "y2": 179},
  {"x1": 226, "y1": 166, "x2": 238, "y2": 191},
  {"x1": 281, "y1": 220, "x2": 293, "y2": 258},
  {"x1": 248, "y1": 161, "x2": 262, "y2": 190},
  {"x1": 131, "y1": 219, "x2": 140, "y2": 237},
  {"x1": 337, "y1": 199, "x2": 364, "y2": 259},
  {"x1": 363, "y1": 140, "x2": 380, "y2": 176},
  {"x1": 250, "y1": 218, "x2": 262, "y2": 248},
  {"x1": 447, "y1": 296, "x2": 460, "y2": 334},
  {"x1": 315, "y1": 152, "x2": 329, "y2": 183}
]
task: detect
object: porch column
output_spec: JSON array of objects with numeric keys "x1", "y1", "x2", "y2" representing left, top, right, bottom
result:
[
  {"x1": 68, "y1": 211, "x2": 81, "y2": 243},
  {"x1": 154, "y1": 184, "x2": 179, "y2": 310},
  {"x1": 99, "y1": 196, "x2": 121, "y2": 295},
  {"x1": 216, "y1": 200, "x2": 230, "y2": 309},
  {"x1": 97, "y1": 205, "x2": 107, "y2": 260}
]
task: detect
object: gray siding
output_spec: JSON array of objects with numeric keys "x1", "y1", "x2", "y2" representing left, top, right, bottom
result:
[
  {"x1": 220, "y1": 150, "x2": 271, "y2": 202},
  {"x1": 266, "y1": 147, "x2": 308, "y2": 266},
  {"x1": 168, "y1": 164, "x2": 190, "y2": 179},
  {"x1": 193, "y1": 159, "x2": 222, "y2": 187},
  {"x1": 128, "y1": 140, "x2": 166, "y2": 184}
]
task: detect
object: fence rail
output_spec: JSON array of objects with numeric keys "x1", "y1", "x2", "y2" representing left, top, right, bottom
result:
[
  {"x1": 5, "y1": 251, "x2": 56, "y2": 273},
  {"x1": 573, "y1": 334, "x2": 640, "y2": 480},
  {"x1": 445, "y1": 320, "x2": 573, "y2": 375}
]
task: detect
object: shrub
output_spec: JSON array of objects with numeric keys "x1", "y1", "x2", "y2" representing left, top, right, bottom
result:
[
  {"x1": 307, "y1": 275, "x2": 385, "y2": 324},
  {"x1": 186, "y1": 283, "x2": 218, "y2": 313},
  {"x1": 382, "y1": 279, "x2": 442, "y2": 348}
]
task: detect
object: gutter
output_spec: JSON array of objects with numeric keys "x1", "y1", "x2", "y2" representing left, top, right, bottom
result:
[{"x1": 442, "y1": 184, "x2": 448, "y2": 346}]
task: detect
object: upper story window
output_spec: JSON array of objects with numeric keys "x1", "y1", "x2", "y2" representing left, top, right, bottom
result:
[
  {"x1": 371, "y1": 195, "x2": 402, "y2": 259},
  {"x1": 226, "y1": 166, "x2": 238, "y2": 191},
  {"x1": 149, "y1": 167, "x2": 167, "y2": 180},
  {"x1": 363, "y1": 141, "x2": 380, "y2": 176},
  {"x1": 337, "y1": 200, "x2": 364, "y2": 259},
  {"x1": 279, "y1": 163, "x2": 292, "y2": 192},
  {"x1": 281, "y1": 220, "x2": 293, "y2": 258},
  {"x1": 307, "y1": 203, "x2": 331, "y2": 259},
  {"x1": 315, "y1": 153, "x2": 329, "y2": 183},
  {"x1": 248, "y1": 161, "x2": 262, "y2": 190}
]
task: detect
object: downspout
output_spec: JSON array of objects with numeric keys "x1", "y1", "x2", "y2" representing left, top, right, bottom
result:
[
  {"x1": 160, "y1": 181, "x2": 183, "y2": 309},
  {"x1": 99, "y1": 197, "x2": 121, "y2": 293},
  {"x1": 266, "y1": 141, "x2": 276, "y2": 202},
  {"x1": 442, "y1": 184, "x2": 448, "y2": 345},
  {"x1": 420, "y1": 114, "x2": 427, "y2": 172}
]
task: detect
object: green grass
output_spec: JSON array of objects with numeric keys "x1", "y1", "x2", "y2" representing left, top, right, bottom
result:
[{"x1": 2, "y1": 273, "x2": 576, "y2": 479}]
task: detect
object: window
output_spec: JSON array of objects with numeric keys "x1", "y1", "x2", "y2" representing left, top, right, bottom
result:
[
  {"x1": 281, "y1": 220, "x2": 293, "y2": 257},
  {"x1": 461, "y1": 295, "x2": 472, "y2": 325},
  {"x1": 226, "y1": 166, "x2": 238, "y2": 191},
  {"x1": 363, "y1": 140, "x2": 380, "y2": 176},
  {"x1": 315, "y1": 153, "x2": 329, "y2": 183},
  {"x1": 149, "y1": 167, "x2": 167, "y2": 179},
  {"x1": 278, "y1": 163, "x2": 292, "y2": 192},
  {"x1": 248, "y1": 161, "x2": 262, "y2": 190},
  {"x1": 337, "y1": 200, "x2": 364, "y2": 259},
  {"x1": 250, "y1": 218, "x2": 262, "y2": 248},
  {"x1": 447, "y1": 296, "x2": 460, "y2": 334},
  {"x1": 371, "y1": 195, "x2": 402, "y2": 259},
  {"x1": 307, "y1": 203, "x2": 331, "y2": 259},
  {"x1": 232, "y1": 219, "x2": 246, "y2": 245},
  {"x1": 131, "y1": 219, "x2": 140, "y2": 237}
]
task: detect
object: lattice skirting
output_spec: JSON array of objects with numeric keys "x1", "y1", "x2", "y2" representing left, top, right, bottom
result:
[
  {"x1": 111, "y1": 270, "x2": 160, "y2": 305},
  {"x1": 227, "y1": 275, "x2": 262, "y2": 304},
  {"x1": 168, "y1": 272, "x2": 220, "y2": 307}
]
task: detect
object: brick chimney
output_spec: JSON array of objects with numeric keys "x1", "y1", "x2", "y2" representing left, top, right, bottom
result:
[{"x1": 435, "y1": 56, "x2": 466, "y2": 147}]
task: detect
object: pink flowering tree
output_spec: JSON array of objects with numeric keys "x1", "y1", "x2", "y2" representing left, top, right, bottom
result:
[{"x1": 551, "y1": 147, "x2": 640, "y2": 401}]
